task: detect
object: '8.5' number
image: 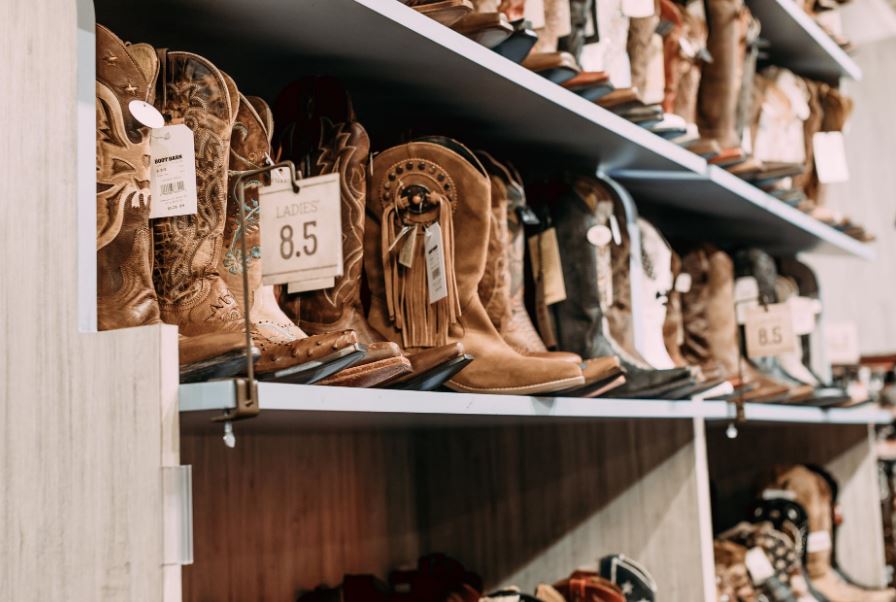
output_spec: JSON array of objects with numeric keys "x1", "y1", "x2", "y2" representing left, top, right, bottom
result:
[{"x1": 280, "y1": 221, "x2": 318, "y2": 260}]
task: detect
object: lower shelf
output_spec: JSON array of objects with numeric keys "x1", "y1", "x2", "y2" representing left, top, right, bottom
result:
[{"x1": 178, "y1": 381, "x2": 892, "y2": 432}]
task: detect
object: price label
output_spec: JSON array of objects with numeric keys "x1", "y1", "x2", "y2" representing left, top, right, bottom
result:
[
  {"x1": 259, "y1": 169, "x2": 342, "y2": 287},
  {"x1": 744, "y1": 303, "x2": 797, "y2": 358},
  {"x1": 622, "y1": 0, "x2": 656, "y2": 18},
  {"x1": 807, "y1": 530, "x2": 832, "y2": 553},
  {"x1": 788, "y1": 296, "x2": 821, "y2": 336},
  {"x1": 744, "y1": 547, "x2": 775, "y2": 585},
  {"x1": 813, "y1": 131, "x2": 850, "y2": 184},
  {"x1": 149, "y1": 125, "x2": 198, "y2": 218},
  {"x1": 826, "y1": 321, "x2": 860, "y2": 365},
  {"x1": 528, "y1": 228, "x2": 567, "y2": 305}
]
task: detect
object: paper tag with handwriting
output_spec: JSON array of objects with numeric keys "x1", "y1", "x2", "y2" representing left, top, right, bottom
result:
[
  {"x1": 150, "y1": 125, "x2": 197, "y2": 218},
  {"x1": 425, "y1": 223, "x2": 448, "y2": 303},
  {"x1": 813, "y1": 132, "x2": 850, "y2": 184},
  {"x1": 259, "y1": 169, "x2": 342, "y2": 287},
  {"x1": 744, "y1": 303, "x2": 797, "y2": 358}
]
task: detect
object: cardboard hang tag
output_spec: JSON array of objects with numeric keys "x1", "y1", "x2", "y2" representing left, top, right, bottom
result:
[
  {"x1": 806, "y1": 531, "x2": 832, "y2": 553},
  {"x1": 813, "y1": 131, "x2": 850, "y2": 184},
  {"x1": 826, "y1": 321, "x2": 860, "y2": 365},
  {"x1": 259, "y1": 169, "x2": 343, "y2": 288},
  {"x1": 789, "y1": 296, "x2": 822, "y2": 336},
  {"x1": 744, "y1": 303, "x2": 797, "y2": 358},
  {"x1": 622, "y1": 0, "x2": 656, "y2": 18},
  {"x1": 149, "y1": 124, "x2": 198, "y2": 219},
  {"x1": 528, "y1": 228, "x2": 567, "y2": 306},
  {"x1": 734, "y1": 276, "x2": 760, "y2": 325},
  {"x1": 744, "y1": 547, "x2": 775, "y2": 585}
]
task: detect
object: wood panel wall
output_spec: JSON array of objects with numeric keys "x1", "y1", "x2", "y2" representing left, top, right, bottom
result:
[
  {"x1": 0, "y1": 1, "x2": 177, "y2": 600},
  {"x1": 182, "y1": 419, "x2": 710, "y2": 602}
]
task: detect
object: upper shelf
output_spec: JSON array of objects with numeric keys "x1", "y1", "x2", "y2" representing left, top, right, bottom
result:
[
  {"x1": 178, "y1": 381, "x2": 891, "y2": 432},
  {"x1": 95, "y1": 0, "x2": 872, "y2": 258},
  {"x1": 746, "y1": 0, "x2": 863, "y2": 81}
]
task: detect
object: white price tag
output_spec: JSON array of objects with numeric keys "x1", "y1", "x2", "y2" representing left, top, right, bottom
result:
[
  {"x1": 287, "y1": 277, "x2": 335, "y2": 294},
  {"x1": 675, "y1": 272, "x2": 692, "y2": 294},
  {"x1": 129, "y1": 100, "x2": 165, "y2": 129},
  {"x1": 259, "y1": 169, "x2": 342, "y2": 287},
  {"x1": 826, "y1": 321, "x2": 860, "y2": 365},
  {"x1": 745, "y1": 547, "x2": 775, "y2": 584},
  {"x1": 425, "y1": 223, "x2": 448, "y2": 304},
  {"x1": 807, "y1": 530, "x2": 832, "y2": 553},
  {"x1": 734, "y1": 276, "x2": 760, "y2": 325},
  {"x1": 744, "y1": 303, "x2": 797, "y2": 358},
  {"x1": 150, "y1": 125, "x2": 197, "y2": 219},
  {"x1": 813, "y1": 132, "x2": 850, "y2": 184},
  {"x1": 622, "y1": 0, "x2": 656, "y2": 18},
  {"x1": 587, "y1": 225, "x2": 613, "y2": 247},
  {"x1": 789, "y1": 296, "x2": 820, "y2": 336},
  {"x1": 524, "y1": 0, "x2": 546, "y2": 29}
]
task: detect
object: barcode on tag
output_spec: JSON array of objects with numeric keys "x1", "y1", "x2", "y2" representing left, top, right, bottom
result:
[
  {"x1": 425, "y1": 223, "x2": 448, "y2": 303},
  {"x1": 150, "y1": 124, "x2": 198, "y2": 219},
  {"x1": 161, "y1": 181, "x2": 185, "y2": 195}
]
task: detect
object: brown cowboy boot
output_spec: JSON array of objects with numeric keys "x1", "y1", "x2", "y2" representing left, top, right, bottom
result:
[
  {"x1": 476, "y1": 152, "x2": 624, "y2": 395},
  {"x1": 95, "y1": 25, "x2": 160, "y2": 331},
  {"x1": 273, "y1": 78, "x2": 464, "y2": 389},
  {"x1": 366, "y1": 139, "x2": 585, "y2": 394},
  {"x1": 222, "y1": 93, "x2": 366, "y2": 382},
  {"x1": 680, "y1": 246, "x2": 791, "y2": 401},
  {"x1": 698, "y1": 0, "x2": 747, "y2": 152},
  {"x1": 96, "y1": 25, "x2": 249, "y2": 380},
  {"x1": 775, "y1": 466, "x2": 896, "y2": 602}
]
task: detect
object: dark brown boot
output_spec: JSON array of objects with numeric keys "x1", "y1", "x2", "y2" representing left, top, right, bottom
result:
[{"x1": 697, "y1": 0, "x2": 746, "y2": 149}]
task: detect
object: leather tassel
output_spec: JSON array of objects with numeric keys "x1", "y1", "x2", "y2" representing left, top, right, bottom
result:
[{"x1": 380, "y1": 194, "x2": 461, "y2": 348}]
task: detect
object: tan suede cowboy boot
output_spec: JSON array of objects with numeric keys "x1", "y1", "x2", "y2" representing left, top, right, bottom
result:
[
  {"x1": 273, "y1": 78, "x2": 467, "y2": 390},
  {"x1": 367, "y1": 139, "x2": 585, "y2": 394},
  {"x1": 222, "y1": 94, "x2": 365, "y2": 381},
  {"x1": 97, "y1": 26, "x2": 250, "y2": 381}
]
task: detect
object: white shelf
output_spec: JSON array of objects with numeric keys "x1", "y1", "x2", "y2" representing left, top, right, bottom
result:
[
  {"x1": 178, "y1": 381, "x2": 891, "y2": 431},
  {"x1": 703, "y1": 400, "x2": 891, "y2": 424},
  {"x1": 613, "y1": 167, "x2": 875, "y2": 258},
  {"x1": 95, "y1": 0, "x2": 872, "y2": 259},
  {"x1": 746, "y1": 0, "x2": 862, "y2": 81}
]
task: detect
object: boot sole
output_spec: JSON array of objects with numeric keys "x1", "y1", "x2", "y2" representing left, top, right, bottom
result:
[
  {"x1": 444, "y1": 375, "x2": 585, "y2": 395},
  {"x1": 258, "y1": 344, "x2": 366, "y2": 384}
]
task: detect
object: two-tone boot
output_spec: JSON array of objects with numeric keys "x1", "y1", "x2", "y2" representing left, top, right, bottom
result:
[
  {"x1": 95, "y1": 25, "x2": 249, "y2": 381},
  {"x1": 476, "y1": 152, "x2": 624, "y2": 397},
  {"x1": 273, "y1": 78, "x2": 469, "y2": 390},
  {"x1": 366, "y1": 139, "x2": 585, "y2": 395},
  {"x1": 775, "y1": 466, "x2": 896, "y2": 602},
  {"x1": 222, "y1": 93, "x2": 366, "y2": 383},
  {"x1": 550, "y1": 176, "x2": 693, "y2": 398}
]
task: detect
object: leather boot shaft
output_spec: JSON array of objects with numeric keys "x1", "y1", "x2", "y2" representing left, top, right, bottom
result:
[
  {"x1": 95, "y1": 25, "x2": 161, "y2": 330},
  {"x1": 152, "y1": 51, "x2": 243, "y2": 336},
  {"x1": 697, "y1": 0, "x2": 746, "y2": 148}
]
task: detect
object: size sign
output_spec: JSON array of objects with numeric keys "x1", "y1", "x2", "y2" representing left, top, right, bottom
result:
[
  {"x1": 744, "y1": 303, "x2": 797, "y2": 358},
  {"x1": 259, "y1": 170, "x2": 342, "y2": 287},
  {"x1": 149, "y1": 124, "x2": 198, "y2": 218}
]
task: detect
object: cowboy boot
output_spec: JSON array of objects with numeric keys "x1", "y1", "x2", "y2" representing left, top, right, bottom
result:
[
  {"x1": 627, "y1": 0, "x2": 660, "y2": 99},
  {"x1": 476, "y1": 152, "x2": 624, "y2": 395},
  {"x1": 672, "y1": 1, "x2": 710, "y2": 129},
  {"x1": 733, "y1": 249, "x2": 820, "y2": 403},
  {"x1": 272, "y1": 78, "x2": 466, "y2": 390},
  {"x1": 95, "y1": 25, "x2": 160, "y2": 331},
  {"x1": 550, "y1": 176, "x2": 694, "y2": 398},
  {"x1": 698, "y1": 0, "x2": 747, "y2": 151},
  {"x1": 663, "y1": 250, "x2": 688, "y2": 367},
  {"x1": 222, "y1": 93, "x2": 366, "y2": 383},
  {"x1": 96, "y1": 26, "x2": 250, "y2": 380},
  {"x1": 366, "y1": 139, "x2": 585, "y2": 395},
  {"x1": 660, "y1": 0, "x2": 683, "y2": 114},
  {"x1": 679, "y1": 245, "x2": 791, "y2": 401},
  {"x1": 775, "y1": 466, "x2": 896, "y2": 602}
]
